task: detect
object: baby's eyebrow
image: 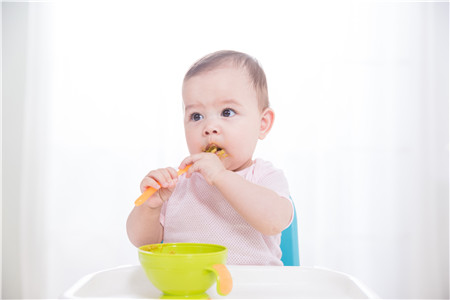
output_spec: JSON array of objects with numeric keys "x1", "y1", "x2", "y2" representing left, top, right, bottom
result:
[
  {"x1": 184, "y1": 103, "x2": 203, "y2": 112},
  {"x1": 217, "y1": 99, "x2": 243, "y2": 107},
  {"x1": 184, "y1": 99, "x2": 242, "y2": 112}
]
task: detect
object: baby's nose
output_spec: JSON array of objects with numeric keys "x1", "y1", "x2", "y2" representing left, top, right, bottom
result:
[
  {"x1": 204, "y1": 123, "x2": 220, "y2": 135},
  {"x1": 204, "y1": 128, "x2": 219, "y2": 135}
]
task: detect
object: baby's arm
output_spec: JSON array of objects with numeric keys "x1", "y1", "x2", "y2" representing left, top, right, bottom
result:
[
  {"x1": 126, "y1": 167, "x2": 178, "y2": 247},
  {"x1": 180, "y1": 154, "x2": 292, "y2": 236},
  {"x1": 126, "y1": 205, "x2": 164, "y2": 247},
  {"x1": 213, "y1": 170, "x2": 292, "y2": 236}
]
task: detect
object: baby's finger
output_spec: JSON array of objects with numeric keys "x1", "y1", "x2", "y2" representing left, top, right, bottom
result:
[
  {"x1": 166, "y1": 167, "x2": 179, "y2": 180},
  {"x1": 152, "y1": 168, "x2": 176, "y2": 188},
  {"x1": 165, "y1": 167, "x2": 179, "y2": 188},
  {"x1": 140, "y1": 177, "x2": 161, "y2": 193},
  {"x1": 178, "y1": 157, "x2": 192, "y2": 171},
  {"x1": 185, "y1": 162, "x2": 199, "y2": 178},
  {"x1": 141, "y1": 169, "x2": 169, "y2": 189},
  {"x1": 178, "y1": 153, "x2": 204, "y2": 170}
]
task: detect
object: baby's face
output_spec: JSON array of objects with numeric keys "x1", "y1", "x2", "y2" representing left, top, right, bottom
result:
[{"x1": 182, "y1": 65, "x2": 265, "y2": 171}]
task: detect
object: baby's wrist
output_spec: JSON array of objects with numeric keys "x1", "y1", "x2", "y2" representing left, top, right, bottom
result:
[{"x1": 211, "y1": 169, "x2": 231, "y2": 187}]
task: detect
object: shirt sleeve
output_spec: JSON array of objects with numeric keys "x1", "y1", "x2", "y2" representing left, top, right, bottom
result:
[{"x1": 252, "y1": 159, "x2": 291, "y2": 200}]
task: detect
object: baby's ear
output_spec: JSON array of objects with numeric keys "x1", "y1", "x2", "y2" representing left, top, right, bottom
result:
[{"x1": 259, "y1": 108, "x2": 275, "y2": 140}]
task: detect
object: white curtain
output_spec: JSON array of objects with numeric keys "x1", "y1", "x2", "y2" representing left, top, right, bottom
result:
[{"x1": 3, "y1": 1, "x2": 448, "y2": 298}]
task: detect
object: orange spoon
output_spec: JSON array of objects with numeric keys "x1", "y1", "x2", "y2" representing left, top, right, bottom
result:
[{"x1": 134, "y1": 164, "x2": 191, "y2": 206}]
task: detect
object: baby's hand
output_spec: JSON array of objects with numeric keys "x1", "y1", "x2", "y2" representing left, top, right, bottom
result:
[
  {"x1": 179, "y1": 153, "x2": 226, "y2": 185},
  {"x1": 140, "y1": 167, "x2": 178, "y2": 208}
]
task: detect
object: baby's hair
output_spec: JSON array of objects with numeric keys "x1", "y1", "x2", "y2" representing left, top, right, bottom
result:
[{"x1": 184, "y1": 50, "x2": 269, "y2": 110}]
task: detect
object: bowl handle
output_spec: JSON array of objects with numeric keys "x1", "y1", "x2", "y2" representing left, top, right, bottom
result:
[{"x1": 207, "y1": 264, "x2": 233, "y2": 296}]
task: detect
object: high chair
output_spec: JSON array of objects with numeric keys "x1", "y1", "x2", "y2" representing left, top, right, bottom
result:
[
  {"x1": 280, "y1": 200, "x2": 299, "y2": 266},
  {"x1": 62, "y1": 202, "x2": 382, "y2": 298}
]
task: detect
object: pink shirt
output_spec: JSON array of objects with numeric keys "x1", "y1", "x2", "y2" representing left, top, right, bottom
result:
[{"x1": 160, "y1": 158, "x2": 291, "y2": 266}]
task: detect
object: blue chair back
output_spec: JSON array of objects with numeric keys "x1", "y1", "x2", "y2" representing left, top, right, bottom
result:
[{"x1": 280, "y1": 200, "x2": 299, "y2": 266}]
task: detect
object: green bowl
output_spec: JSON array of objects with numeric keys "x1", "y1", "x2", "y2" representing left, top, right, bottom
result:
[{"x1": 138, "y1": 243, "x2": 232, "y2": 296}]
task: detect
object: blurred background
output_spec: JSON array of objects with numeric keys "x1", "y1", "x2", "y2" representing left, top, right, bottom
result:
[{"x1": 2, "y1": 0, "x2": 448, "y2": 298}]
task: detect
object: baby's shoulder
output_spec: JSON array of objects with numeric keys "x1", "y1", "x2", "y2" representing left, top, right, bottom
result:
[
  {"x1": 247, "y1": 158, "x2": 286, "y2": 180},
  {"x1": 253, "y1": 158, "x2": 279, "y2": 172}
]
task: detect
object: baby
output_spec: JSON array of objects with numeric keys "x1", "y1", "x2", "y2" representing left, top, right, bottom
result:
[{"x1": 127, "y1": 50, "x2": 293, "y2": 265}]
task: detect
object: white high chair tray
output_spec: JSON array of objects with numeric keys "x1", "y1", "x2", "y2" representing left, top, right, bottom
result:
[{"x1": 62, "y1": 265, "x2": 378, "y2": 299}]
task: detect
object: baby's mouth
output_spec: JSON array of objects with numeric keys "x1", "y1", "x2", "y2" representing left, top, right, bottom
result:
[{"x1": 204, "y1": 144, "x2": 228, "y2": 158}]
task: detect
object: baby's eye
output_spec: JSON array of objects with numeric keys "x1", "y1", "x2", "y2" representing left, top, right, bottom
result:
[
  {"x1": 190, "y1": 113, "x2": 204, "y2": 122},
  {"x1": 221, "y1": 108, "x2": 236, "y2": 118}
]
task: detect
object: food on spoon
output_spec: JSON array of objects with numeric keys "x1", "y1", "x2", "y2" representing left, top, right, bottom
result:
[
  {"x1": 205, "y1": 144, "x2": 218, "y2": 153},
  {"x1": 216, "y1": 149, "x2": 226, "y2": 157},
  {"x1": 205, "y1": 144, "x2": 228, "y2": 158}
]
